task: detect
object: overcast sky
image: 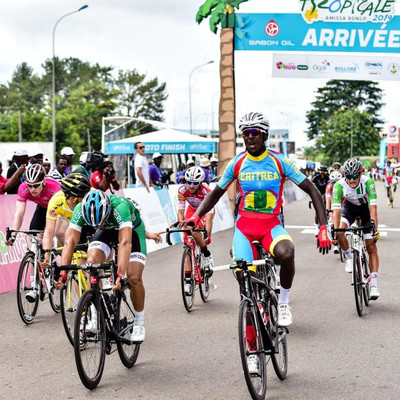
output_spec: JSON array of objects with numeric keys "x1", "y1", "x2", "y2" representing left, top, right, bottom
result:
[{"x1": 1, "y1": 0, "x2": 399, "y2": 148}]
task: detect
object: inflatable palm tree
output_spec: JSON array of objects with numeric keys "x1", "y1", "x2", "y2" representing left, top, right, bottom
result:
[{"x1": 196, "y1": 0, "x2": 248, "y2": 207}]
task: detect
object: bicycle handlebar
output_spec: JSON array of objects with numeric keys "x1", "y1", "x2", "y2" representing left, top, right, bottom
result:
[
  {"x1": 6, "y1": 227, "x2": 44, "y2": 240},
  {"x1": 53, "y1": 262, "x2": 116, "y2": 282},
  {"x1": 331, "y1": 219, "x2": 376, "y2": 238},
  {"x1": 42, "y1": 242, "x2": 88, "y2": 254},
  {"x1": 165, "y1": 227, "x2": 207, "y2": 246}
]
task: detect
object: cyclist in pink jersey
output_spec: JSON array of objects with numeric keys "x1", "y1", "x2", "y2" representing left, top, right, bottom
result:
[
  {"x1": 181, "y1": 112, "x2": 331, "y2": 327},
  {"x1": 6, "y1": 164, "x2": 61, "y2": 244}
]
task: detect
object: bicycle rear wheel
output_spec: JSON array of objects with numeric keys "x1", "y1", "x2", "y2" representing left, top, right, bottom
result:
[
  {"x1": 181, "y1": 246, "x2": 195, "y2": 312},
  {"x1": 17, "y1": 253, "x2": 39, "y2": 324},
  {"x1": 199, "y1": 255, "x2": 210, "y2": 302},
  {"x1": 238, "y1": 300, "x2": 267, "y2": 400},
  {"x1": 352, "y1": 250, "x2": 363, "y2": 317},
  {"x1": 61, "y1": 273, "x2": 82, "y2": 346},
  {"x1": 117, "y1": 281, "x2": 140, "y2": 368},
  {"x1": 74, "y1": 290, "x2": 106, "y2": 390},
  {"x1": 362, "y1": 253, "x2": 371, "y2": 307},
  {"x1": 269, "y1": 301, "x2": 288, "y2": 380}
]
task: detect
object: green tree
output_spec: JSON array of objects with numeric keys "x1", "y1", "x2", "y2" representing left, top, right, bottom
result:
[
  {"x1": 306, "y1": 80, "x2": 384, "y2": 164},
  {"x1": 115, "y1": 69, "x2": 168, "y2": 135}
]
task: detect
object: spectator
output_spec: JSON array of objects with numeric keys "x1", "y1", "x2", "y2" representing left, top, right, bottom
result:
[
  {"x1": 199, "y1": 157, "x2": 213, "y2": 184},
  {"x1": 43, "y1": 157, "x2": 51, "y2": 175},
  {"x1": 6, "y1": 149, "x2": 29, "y2": 194},
  {"x1": 187, "y1": 159, "x2": 195, "y2": 168},
  {"x1": 150, "y1": 152, "x2": 164, "y2": 188},
  {"x1": 0, "y1": 161, "x2": 25, "y2": 195},
  {"x1": 48, "y1": 157, "x2": 68, "y2": 182},
  {"x1": 72, "y1": 151, "x2": 91, "y2": 178},
  {"x1": 134, "y1": 142, "x2": 151, "y2": 192},
  {"x1": 29, "y1": 151, "x2": 43, "y2": 165},
  {"x1": 210, "y1": 156, "x2": 219, "y2": 181},
  {"x1": 60, "y1": 146, "x2": 76, "y2": 174},
  {"x1": 90, "y1": 159, "x2": 120, "y2": 192},
  {"x1": 176, "y1": 162, "x2": 187, "y2": 184}
]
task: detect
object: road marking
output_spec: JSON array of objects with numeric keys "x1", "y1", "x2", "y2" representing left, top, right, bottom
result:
[{"x1": 300, "y1": 229, "x2": 387, "y2": 237}]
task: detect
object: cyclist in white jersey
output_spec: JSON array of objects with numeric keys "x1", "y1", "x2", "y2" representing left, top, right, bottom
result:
[{"x1": 332, "y1": 158, "x2": 381, "y2": 299}]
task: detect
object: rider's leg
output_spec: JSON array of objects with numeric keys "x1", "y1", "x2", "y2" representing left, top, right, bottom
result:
[{"x1": 126, "y1": 261, "x2": 145, "y2": 313}]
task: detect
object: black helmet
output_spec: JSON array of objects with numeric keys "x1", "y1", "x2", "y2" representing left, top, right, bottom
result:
[
  {"x1": 319, "y1": 165, "x2": 328, "y2": 173},
  {"x1": 61, "y1": 173, "x2": 91, "y2": 198}
]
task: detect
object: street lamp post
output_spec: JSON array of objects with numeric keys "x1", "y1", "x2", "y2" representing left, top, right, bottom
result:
[
  {"x1": 189, "y1": 61, "x2": 214, "y2": 134},
  {"x1": 52, "y1": 5, "x2": 88, "y2": 164}
]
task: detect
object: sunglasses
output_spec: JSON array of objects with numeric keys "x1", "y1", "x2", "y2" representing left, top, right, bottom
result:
[
  {"x1": 27, "y1": 182, "x2": 43, "y2": 188},
  {"x1": 345, "y1": 174, "x2": 360, "y2": 180},
  {"x1": 242, "y1": 128, "x2": 265, "y2": 138},
  {"x1": 186, "y1": 181, "x2": 200, "y2": 186},
  {"x1": 138, "y1": 146, "x2": 145, "y2": 150}
]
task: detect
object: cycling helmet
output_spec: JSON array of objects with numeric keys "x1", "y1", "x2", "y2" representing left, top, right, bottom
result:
[
  {"x1": 61, "y1": 173, "x2": 91, "y2": 198},
  {"x1": 332, "y1": 162, "x2": 341, "y2": 170},
  {"x1": 185, "y1": 166, "x2": 205, "y2": 183},
  {"x1": 25, "y1": 164, "x2": 45, "y2": 184},
  {"x1": 238, "y1": 112, "x2": 270, "y2": 133},
  {"x1": 343, "y1": 158, "x2": 362, "y2": 176},
  {"x1": 319, "y1": 165, "x2": 328, "y2": 173},
  {"x1": 81, "y1": 190, "x2": 111, "y2": 227},
  {"x1": 329, "y1": 170, "x2": 342, "y2": 182}
]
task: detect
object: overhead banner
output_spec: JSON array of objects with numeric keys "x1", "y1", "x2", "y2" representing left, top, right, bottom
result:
[
  {"x1": 106, "y1": 141, "x2": 216, "y2": 154},
  {"x1": 235, "y1": 13, "x2": 400, "y2": 53},
  {"x1": 272, "y1": 53, "x2": 400, "y2": 80}
]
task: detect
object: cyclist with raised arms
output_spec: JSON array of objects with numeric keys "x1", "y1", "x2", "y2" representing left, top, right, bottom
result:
[
  {"x1": 384, "y1": 160, "x2": 396, "y2": 205},
  {"x1": 57, "y1": 189, "x2": 162, "y2": 342},
  {"x1": 182, "y1": 112, "x2": 331, "y2": 327},
  {"x1": 6, "y1": 164, "x2": 60, "y2": 245},
  {"x1": 332, "y1": 158, "x2": 380, "y2": 299},
  {"x1": 41, "y1": 173, "x2": 92, "y2": 267},
  {"x1": 177, "y1": 166, "x2": 215, "y2": 294}
]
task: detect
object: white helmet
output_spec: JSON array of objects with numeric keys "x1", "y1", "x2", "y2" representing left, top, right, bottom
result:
[
  {"x1": 329, "y1": 170, "x2": 342, "y2": 182},
  {"x1": 25, "y1": 164, "x2": 46, "y2": 184},
  {"x1": 238, "y1": 112, "x2": 270, "y2": 133},
  {"x1": 185, "y1": 166, "x2": 205, "y2": 183}
]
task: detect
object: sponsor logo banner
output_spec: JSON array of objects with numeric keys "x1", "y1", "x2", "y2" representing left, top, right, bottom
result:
[
  {"x1": 299, "y1": 0, "x2": 397, "y2": 24},
  {"x1": 235, "y1": 13, "x2": 400, "y2": 53},
  {"x1": 272, "y1": 53, "x2": 400, "y2": 80},
  {"x1": 106, "y1": 141, "x2": 216, "y2": 154}
]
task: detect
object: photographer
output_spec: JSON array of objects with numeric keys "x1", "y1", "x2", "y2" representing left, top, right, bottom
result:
[{"x1": 90, "y1": 159, "x2": 120, "y2": 192}]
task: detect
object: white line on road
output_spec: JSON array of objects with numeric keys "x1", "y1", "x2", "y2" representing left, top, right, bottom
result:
[{"x1": 286, "y1": 225, "x2": 400, "y2": 232}]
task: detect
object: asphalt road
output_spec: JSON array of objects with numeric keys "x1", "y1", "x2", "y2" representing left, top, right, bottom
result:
[{"x1": 1, "y1": 180, "x2": 400, "y2": 400}]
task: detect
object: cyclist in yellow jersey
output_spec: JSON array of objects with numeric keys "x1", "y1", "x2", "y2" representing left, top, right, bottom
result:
[{"x1": 41, "y1": 173, "x2": 92, "y2": 266}]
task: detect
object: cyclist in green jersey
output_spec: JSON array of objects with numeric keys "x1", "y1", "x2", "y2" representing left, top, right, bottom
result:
[
  {"x1": 332, "y1": 158, "x2": 381, "y2": 299},
  {"x1": 57, "y1": 189, "x2": 162, "y2": 342}
]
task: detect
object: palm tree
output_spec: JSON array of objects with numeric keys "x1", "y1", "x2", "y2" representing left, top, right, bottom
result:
[{"x1": 196, "y1": 0, "x2": 248, "y2": 208}]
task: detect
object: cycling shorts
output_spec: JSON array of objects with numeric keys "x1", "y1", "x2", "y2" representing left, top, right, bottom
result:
[
  {"x1": 232, "y1": 212, "x2": 293, "y2": 269},
  {"x1": 341, "y1": 201, "x2": 373, "y2": 239},
  {"x1": 88, "y1": 221, "x2": 147, "y2": 265},
  {"x1": 29, "y1": 205, "x2": 47, "y2": 231}
]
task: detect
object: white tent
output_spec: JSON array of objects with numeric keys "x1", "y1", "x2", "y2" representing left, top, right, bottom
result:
[{"x1": 105, "y1": 128, "x2": 217, "y2": 154}]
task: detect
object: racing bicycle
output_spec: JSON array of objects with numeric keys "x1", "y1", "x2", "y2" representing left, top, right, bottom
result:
[
  {"x1": 332, "y1": 218, "x2": 374, "y2": 317},
  {"x1": 166, "y1": 227, "x2": 211, "y2": 312},
  {"x1": 7, "y1": 228, "x2": 61, "y2": 324},
  {"x1": 229, "y1": 242, "x2": 287, "y2": 400}
]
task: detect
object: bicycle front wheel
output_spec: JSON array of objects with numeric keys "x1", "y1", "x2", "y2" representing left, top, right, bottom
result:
[
  {"x1": 61, "y1": 273, "x2": 83, "y2": 346},
  {"x1": 74, "y1": 290, "x2": 106, "y2": 390},
  {"x1": 117, "y1": 281, "x2": 140, "y2": 368},
  {"x1": 199, "y1": 255, "x2": 210, "y2": 302},
  {"x1": 353, "y1": 251, "x2": 363, "y2": 317},
  {"x1": 181, "y1": 246, "x2": 195, "y2": 312},
  {"x1": 17, "y1": 253, "x2": 39, "y2": 324},
  {"x1": 48, "y1": 266, "x2": 61, "y2": 313},
  {"x1": 238, "y1": 300, "x2": 267, "y2": 400}
]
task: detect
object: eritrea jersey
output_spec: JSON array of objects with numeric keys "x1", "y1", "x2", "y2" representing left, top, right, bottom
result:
[
  {"x1": 332, "y1": 176, "x2": 377, "y2": 209},
  {"x1": 46, "y1": 190, "x2": 74, "y2": 221},
  {"x1": 384, "y1": 167, "x2": 394, "y2": 183},
  {"x1": 218, "y1": 149, "x2": 306, "y2": 215},
  {"x1": 69, "y1": 194, "x2": 142, "y2": 232},
  {"x1": 17, "y1": 178, "x2": 61, "y2": 208}
]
